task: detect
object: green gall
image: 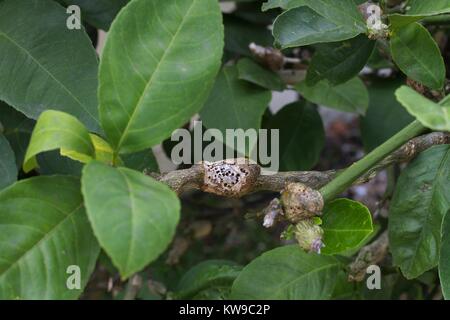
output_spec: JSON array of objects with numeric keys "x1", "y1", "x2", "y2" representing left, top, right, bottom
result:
[{"x1": 294, "y1": 219, "x2": 324, "y2": 254}]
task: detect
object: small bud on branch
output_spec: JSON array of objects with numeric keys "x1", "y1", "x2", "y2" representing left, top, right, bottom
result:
[{"x1": 262, "y1": 198, "x2": 283, "y2": 228}]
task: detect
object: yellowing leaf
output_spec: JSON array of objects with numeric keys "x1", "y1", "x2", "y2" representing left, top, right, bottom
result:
[
  {"x1": 23, "y1": 110, "x2": 95, "y2": 173},
  {"x1": 396, "y1": 86, "x2": 450, "y2": 132}
]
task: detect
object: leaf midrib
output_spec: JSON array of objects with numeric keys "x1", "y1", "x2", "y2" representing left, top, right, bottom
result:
[
  {"x1": 116, "y1": 0, "x2": 198, "y2": 152},
  {"x1": 0, "y1": 137, "x2": 15, "y2": 183},
  {"x1": 0, "y1": 31, "x2": 98, "y2": 126},
  {"x1": 0, "y1": 202, "x2": 83, "y2": 281},
  {"x1": 32, "y1": 127, "x2": 95, "y2": 154},
  {"x1": 394, "y1": 25, "x2": 442, "y2": 87},
  {"x1": 280, "y1": 105, "x2": 305, "y2": 162},
  {"x1": 441, "y1": 107, "x2": 450, "y2": 129},
  {"x1": 117, "y1": 169, "x2": 137, "y2": 275},
  {"x1": 328, "y1": 80, "x2": 364, "y2": 113},
  {"x1": 308, "y1": 0, "x2": 364, "y2": 30},
  {"x1": 323, "y1": 228, "x2": 372, "y2": 232},
  {"x1": 223, "y1": 68, "x2": 243, "y2": 129},
  {"x1": 404, "y1": 147, "x2": 450, "y2": 275},
  {"x1": 320, "y1": 39, "x2": 372, "y2": 79},
  {"x1": 273, "y1": 262, "x2": 338, "y2": 298}
]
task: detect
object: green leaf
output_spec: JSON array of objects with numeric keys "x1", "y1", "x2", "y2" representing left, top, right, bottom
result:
[
  {"x1": 23, "y1": 110, "x2": 95, "y2": 173},
  {"x1": 99, "y1": 0, "x2": 224, "y2": 154},
  {"x1": 60, "y1": 133, "x2": 123, "y2": 167},
  {"x1": 296, "y1": 77, "x2": 369, "y2": 115},
  {"x1": 271, "y1": 0, "x2": 366, "y2": 49},
  {"x1": 0, "y1": 176, "x2": 100, "y2": 299},
  {"x1": 367, "y1": 42, "x2": 395, "y2": 69},
  {"x1": 34, "y1": 134, "x2": 116, "y2": 177},
  {"x1": 0, "y1": 102, "x2": 34, "y2": 168},
  {"x1": 339, "y1": 224, "x2": 381, "y2": 257},
  {"x1": 231, "y1": 245, "x2": 341, "y2": 299},
  {"x1": 265, "y1": 0, "x2": 366, "y2": 30},
  {"x1": 439, "y1": 210, "x2": 450, "y2": 300},
  {"x1": 407, "y1": 0, "x2": 450, "y2": 15},
  {"x1": 60, "y1": 0, "x2": 130, "y2": 30},
  {"x1": 389, "y1": 15, "x2": 424, "y2": 30},
  {"x1": 262, "y1": 0, "x2": 300, "y2": 11},
  {"x1": 81, "y1": 161, "x2": 181, "y2": 279},
  {"x1": 237, "y1": 58, "x2": 285, "y2": 91},
  {"x1": 331, "y1": 269, "x2": 356, "y2": 299},
  {"x1": 233, "y1": 1, "x2": 279, "y2": 26},
  {"x1": 321, "y1": 199, "x2": 374, "y2": 255},
  {"x1": 273, "y1": 6, "x2": 362, "y2": 49},
  {"x1": 389, "y1": 0, "x2": 450, "y2": 29},
  {"x1": 307, "y1": 35, "x2": 375, "y2": 85},
  {"x1": 303, "y1": 0, "x2": 366, "y2": 32},
  {"x1": 175, "y1": 260, "x2": 242, "y2": 299},
  {"x1": 395, "y1": 86, "x2": 450, "y2": 132},
  {"x1": 361, "y1": 78, "x2": 414, "y2": 152},
  {"x1": 200, "y1": 65, "x2": 271, "y2": 134},
  {"x1": 0, "y1": 135, "x2": 17, "y2": 190},
  {"x1": 0, "y1": 0, "x2": 100, "y2": 132},
  {"x1": 390, "y1": 23, "x2": 445, "y2": 90},
  {"x1": 263, "y1": 0, "x2": 368, "y2": 11},
  {"x1": 37, "y1": 151, "x2": 84, "y2": 177},
  {"x1": 264, "y1": 101, "x2": 324, "y2": 171},
  {"x1": 121, "y1": 149, "x2": 159, "y2": 173},
  {"x1": 389, "y1": 145, "x2": 450, "y2": 279}
]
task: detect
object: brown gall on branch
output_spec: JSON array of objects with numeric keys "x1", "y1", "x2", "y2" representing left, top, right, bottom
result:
[
  {"x1": 348, "y1": 231, "x2": 389, "y2": 282},
  {"x1": 151, "y1": 163, "x2": 335, "y2": 197},
  {"x1": 259, "y1": 182, "x2": 324, "y2": 230},
  {"x1": 202, "y1": 158, "x2": 260, "y2": 197},
  {"x1": 262, "y1": 182, "x2": 325, "y2": 253},
  {"x1": 151, "y1": 158, "x2": 261, "y2": 197},
  {"x1": 280, "y1": 182, "x2": 324, "y2": 223}
]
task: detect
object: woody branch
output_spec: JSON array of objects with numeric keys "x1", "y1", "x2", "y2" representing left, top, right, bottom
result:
[{"x1": 148, "y1": 131, "x2": 449, "y2": 198}]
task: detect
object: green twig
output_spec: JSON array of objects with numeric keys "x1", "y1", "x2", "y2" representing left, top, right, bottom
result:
[{"x1": 319, "y1": 120, "x2": 427, "y2": 202}]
